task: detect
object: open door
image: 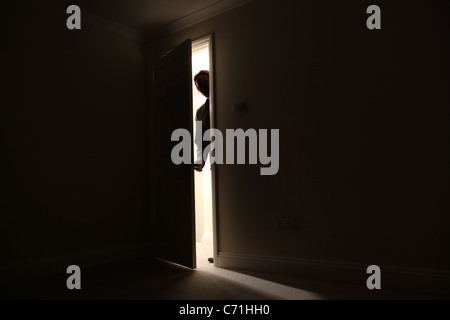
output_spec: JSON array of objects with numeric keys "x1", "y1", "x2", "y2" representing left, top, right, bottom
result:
[{"x1": 153, "y1": 39, "x2": 196, "y2": 269}]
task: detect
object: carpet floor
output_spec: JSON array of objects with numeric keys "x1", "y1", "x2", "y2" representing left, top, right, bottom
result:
[{"x1": 0, "y1": 243, "x2": 448, "y2": 300}]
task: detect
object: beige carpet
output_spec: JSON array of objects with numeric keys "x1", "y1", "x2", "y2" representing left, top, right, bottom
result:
[{"x1": 0, "y1": 245, "x2": 447, "y2": 300}]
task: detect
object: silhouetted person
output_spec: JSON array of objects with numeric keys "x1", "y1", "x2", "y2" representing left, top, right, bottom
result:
[
  {"x1": 193, "y1": 70, "x2": 210, "y2": 172},
  {"x1": 193, "y1": 70, "x2": 214, "y2": 264}
]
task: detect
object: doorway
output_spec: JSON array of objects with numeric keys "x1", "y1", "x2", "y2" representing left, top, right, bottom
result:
[{"x1": 192, "y1": 35, "x2": 214, "y2": 266}]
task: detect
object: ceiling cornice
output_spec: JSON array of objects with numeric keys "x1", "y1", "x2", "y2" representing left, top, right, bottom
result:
[
  {"x1": 146, "y1": 0, "x2": 254, "y2": 42},
  {"x1": 26, "y1": 0, "x2": 144, "y2": 41},
  {"x1": 27, "y1": 0, "x2": 254, "y2": 43}
]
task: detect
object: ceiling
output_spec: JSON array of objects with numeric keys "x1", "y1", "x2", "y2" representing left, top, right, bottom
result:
[{"x1": 54, "y1": 0, "x2": 251, "y2": 35}]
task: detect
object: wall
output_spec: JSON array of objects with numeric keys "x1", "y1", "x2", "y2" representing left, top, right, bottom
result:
[
  {"x1": 148, "y1": 0, "x2": 450, "y2": 289},
  {"x1": 0, "y1": 1, "x2": 149, "y2": 281}
]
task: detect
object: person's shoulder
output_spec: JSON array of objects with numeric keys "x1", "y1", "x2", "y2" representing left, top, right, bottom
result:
[
  {"x1": 196, "y1": 104, "x2": 204, "y2": 114},
  {"x1": 196, "y1": 101, "x2": 208, "y2": 113},
  {"x1": 195, "y1": 105, "x2": 204, "y2": 120}
]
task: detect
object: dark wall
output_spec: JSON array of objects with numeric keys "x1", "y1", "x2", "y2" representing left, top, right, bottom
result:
[
  {"x1": 149, "y1": 0, "x2": 450, "y2": 271},
  {"x1": 1, "y1": 1, "x2": 149, "y2": 277}
]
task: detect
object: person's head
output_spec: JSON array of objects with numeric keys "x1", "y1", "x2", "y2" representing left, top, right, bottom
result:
[{"x1": 194, "y1": 70, "x2": 210, "y2": 98}]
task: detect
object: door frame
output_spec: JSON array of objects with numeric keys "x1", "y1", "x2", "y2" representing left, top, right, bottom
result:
[{"x1": 192, "y1": 34, "x2": 219, "y2": 266}]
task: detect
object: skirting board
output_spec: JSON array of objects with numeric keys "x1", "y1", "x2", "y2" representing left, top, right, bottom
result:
[
  {"x1": 0, "y1": 242, "x2": 150, "y2": 284},
  {"x1": 216, "y1": 252, "x2": 450, "y2": 295}
]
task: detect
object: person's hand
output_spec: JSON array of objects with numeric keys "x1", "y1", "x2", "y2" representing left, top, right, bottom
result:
[{"x1": 194, "y1": 159, "x2": 205, "y2": 172}]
